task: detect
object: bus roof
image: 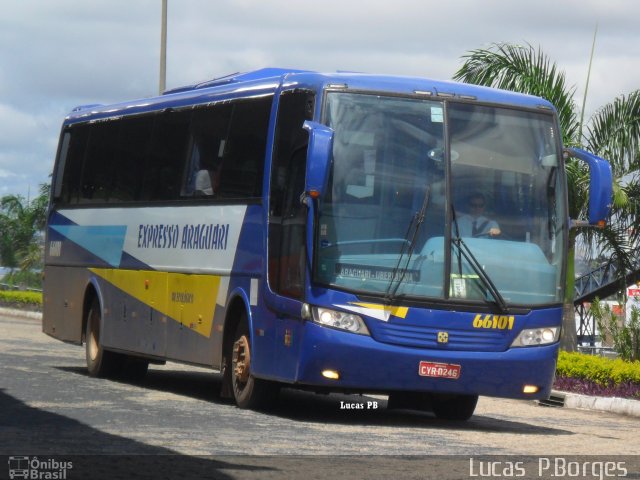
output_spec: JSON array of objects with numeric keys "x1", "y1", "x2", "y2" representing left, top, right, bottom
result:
[{"x1": 65, "y1": 67, "x2": 555, "y2": 124}]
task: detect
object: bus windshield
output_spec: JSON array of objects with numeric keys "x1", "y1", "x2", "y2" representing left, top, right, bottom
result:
[{"x1": 315, "y1": 92, "x2": 565, "y2": 306}]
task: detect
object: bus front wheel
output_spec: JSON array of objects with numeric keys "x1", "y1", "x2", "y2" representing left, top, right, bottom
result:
[
  {"x1": 85, "y1": 298, "x2": 122, "y2": 377},
  {"x1": 387, "y1": 391, "x2": 478, "y2": 421},
  {"x1": 230, "y1": 319, "x2": 278, "y2": 409},
  {"x1": 431, "y1": 393, "x2": 478, "y2": 421}
]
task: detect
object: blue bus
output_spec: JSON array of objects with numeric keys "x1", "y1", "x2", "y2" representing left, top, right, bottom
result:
[{"x1": 44, "y1": 68, "x2": 612, "y2": 420}]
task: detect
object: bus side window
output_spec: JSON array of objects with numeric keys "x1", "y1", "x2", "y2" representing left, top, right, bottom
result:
[
  {"x1": 110, "y1": 116, "x2": 154, "y2": 202},
  {"x1": 141, "y1": 110, "x2": 191, "y2": 201},
  {"x1": 56, "y1": 126, "x2": 89, "y2": 205},
  {"x1": 52, "y1": 132, "x2": 71, "y2": 200},
  {"x1": 268, "y1": 90, "x2": 315, "y2": 298},
  {"x1": 182, "y1": 103, "x2": 233, "y2": 198},
  {"x1": 80, "y1": 122, "x2": 119, "y2": 203},
  {"x1": 217, "y1": 97, "x2": 272, "y2": 199}
]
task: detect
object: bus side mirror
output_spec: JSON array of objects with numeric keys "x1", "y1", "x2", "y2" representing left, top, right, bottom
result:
[
  {"x1": 565, "y1": 147, "x2": 613, "y2": 227},
  {"x1": 303, "y1": 120, "x2": 334, "y2": 200}
]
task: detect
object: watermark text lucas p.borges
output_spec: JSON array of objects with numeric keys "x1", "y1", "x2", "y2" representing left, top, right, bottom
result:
[{"x1": 469, "y1": 457, "x2": 628, "y2": 478}]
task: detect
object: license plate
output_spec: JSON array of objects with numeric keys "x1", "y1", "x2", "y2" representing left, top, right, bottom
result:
[{"x1": 418, "y1": 361, "x2": 461, "y2": 379}]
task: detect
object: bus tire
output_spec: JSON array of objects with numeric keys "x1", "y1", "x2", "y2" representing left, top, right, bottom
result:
[
  {"x1": 431, "y1": 393, "x2": 478, "y2": 421},
  {"x1": 85, "y1": 298, "x2": 122, "y2": 378},
  {"x1": 231, "y1": 318, "x2": 278, "y2": 410}
]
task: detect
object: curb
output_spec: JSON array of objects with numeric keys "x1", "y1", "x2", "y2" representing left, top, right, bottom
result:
[
  {"x1": 3, "y1": 307, "x2": 638, "y2": 418},
  {"x1": 551, "y1": 389, "x2": 640, "y2": 418},
  {"x1": 1, "y1": 306, "x2": 42, "y2": 321}
]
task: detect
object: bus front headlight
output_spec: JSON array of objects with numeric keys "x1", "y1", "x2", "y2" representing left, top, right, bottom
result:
[
  {"x1": 511, "y1": 327, "x2": 560, "y2": 347},
  {"x1": 312, "y1": 307, "x2": 370, "y2": 335}
]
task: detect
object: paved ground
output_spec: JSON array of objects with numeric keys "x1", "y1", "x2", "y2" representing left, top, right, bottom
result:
[{"x1": 1, "y1": 310, "x2": 639, "y2": 479}]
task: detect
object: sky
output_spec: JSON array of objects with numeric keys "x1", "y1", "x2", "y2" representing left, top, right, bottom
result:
[{"x1": 1, "y1": 0, "x2": 638, "y2": 201}]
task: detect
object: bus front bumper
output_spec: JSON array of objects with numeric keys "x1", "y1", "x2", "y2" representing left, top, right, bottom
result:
[{"x1": 293, "y1": 321, "x2": 558, "y2": 400}]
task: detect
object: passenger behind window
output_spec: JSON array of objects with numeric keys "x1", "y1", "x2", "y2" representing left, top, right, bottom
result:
[
  {"x1": 194, "y1": 160, "x2": 223, "y2": 197},
  {"x1": 194, "y1": 169, "x2": 213, "y2": 195}
]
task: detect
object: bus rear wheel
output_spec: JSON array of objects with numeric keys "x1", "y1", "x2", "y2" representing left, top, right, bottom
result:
[
  {"x1": 85, "y1": 298, "x2": 122, "y2": 377},
  {"x1": 231, "y1": 319, "x2": 278, "y2": 409}
]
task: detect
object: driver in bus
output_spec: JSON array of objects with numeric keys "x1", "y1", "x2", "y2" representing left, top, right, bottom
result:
[{"x1": 457, "y1": 192, "x2": 501, "y2": 238}]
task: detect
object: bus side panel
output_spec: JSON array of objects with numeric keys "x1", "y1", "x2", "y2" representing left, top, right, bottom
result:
[
  {"x1": 43, "y1": 265, "x2": 90, "y2": 344},
  {"x1": 44, "y1": 202, "x2": 266, "y2": 366},
  {"x1": 90, "y1": 268, "x2": 227, "y2": 366},
  {"x1": 94, "y1": 272, "x2": 168, "y2": 359},
  {"x1": 249, "y1": 295, "x2": 305, "y2": 383},
  {"x1": 248, "y1": 298, "x2": 274, "y2": 378},
  {"x1": 163, "y1": 272, "x2": 226, "y2": 366},
  {"x1": 210, "y1": 277, "x2": 230, "y2": 369},
  {"x1": 273, "y1": 314, "x2": 304, "y2": 381},
  {"x1": 160, "y1": 275, "x2": 262, "y2": 369}
]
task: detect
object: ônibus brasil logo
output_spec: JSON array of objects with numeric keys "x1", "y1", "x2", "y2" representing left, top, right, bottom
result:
[{"x1": 8, "y1": 456, "x2": 73, "y2": 479}]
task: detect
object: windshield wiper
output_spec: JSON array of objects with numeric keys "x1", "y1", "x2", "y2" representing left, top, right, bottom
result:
[
  {"x1": 451, "y1": 206, "x2": 508, "y2": 313},
  {"x1": 385, "y1": 185, "x2": 430, "y2": 303}
]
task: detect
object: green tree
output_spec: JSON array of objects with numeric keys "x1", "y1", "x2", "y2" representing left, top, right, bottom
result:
[
  {"x1": 454, "y1": 43, "x2": 640, "y2": 350},
  {"x1": 0, "y1": 183, "x2": 49, "y2": 274}
]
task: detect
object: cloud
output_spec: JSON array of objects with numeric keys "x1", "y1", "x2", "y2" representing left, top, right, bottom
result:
[
  {"x1": 0, "y1": 168, "x2": 16, "y2": 179},
  {"x1": 0, "y1": 0, "x2": 639, "y2": 199},
  {"x1": 0, "y1": 104, "x2": 40, "y2": 147}
]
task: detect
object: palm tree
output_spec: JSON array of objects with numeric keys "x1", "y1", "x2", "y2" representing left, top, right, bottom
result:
[
  {"x1": 586, "y1": 92, "x2": 640, "y2": 250},
  {"x1": 454, "y1": 43, "x2": 640, "y2": 350},
  {"x1": 0, "y1": 183, "x2": 49, "y2": 274},
  {"x1": 0, "y1": 195, "x2": 26, "y2": 270}
]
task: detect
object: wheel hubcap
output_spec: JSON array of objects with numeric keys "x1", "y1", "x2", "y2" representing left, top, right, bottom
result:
[
  {"x1": 88, "y1": 319, "x2": 99, "y2": 361},
  {"x1": 232, "y1": 335, "x2": 251, "y2": 384}
]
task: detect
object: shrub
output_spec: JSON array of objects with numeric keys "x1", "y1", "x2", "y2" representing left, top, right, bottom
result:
[
  {"x1": 0, "y1": 290, "x2": 42, "y2": 308},
  {"x1": 555, "y1": 351, "x2": 640, "y2": 399},
  {"x1": 591, "y1": 298, "x2": 640, "y2": 362},
  {"x1": 554, "y1": 376, "x2": 640, "y2": 399}
]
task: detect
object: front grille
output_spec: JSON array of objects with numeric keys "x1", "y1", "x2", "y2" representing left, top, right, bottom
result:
[{"x1": 371, "y1": 321, "x2": 512, "y2": 351}]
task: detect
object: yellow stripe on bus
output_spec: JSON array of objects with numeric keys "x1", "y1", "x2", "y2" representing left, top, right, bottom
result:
[
  {"x1": 351, "y1": 302, "x2": 409, "y2": 319},
  {"x1": 89, "y1": 268, "x2": 220, "y2": 338}
]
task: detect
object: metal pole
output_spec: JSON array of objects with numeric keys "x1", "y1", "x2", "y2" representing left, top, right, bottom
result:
[
  {"x1": 578, "y1": 23, "x2": 598, "y2": 143},
  {"x1": 159, "y1": 0, "x2": 167, "y2": 94}
]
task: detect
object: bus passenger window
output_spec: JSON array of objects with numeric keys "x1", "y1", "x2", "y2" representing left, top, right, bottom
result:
[
  {"x1": 80, "y1": 122, "x2": 119, "y2": 202},
  {"x1": 142, "y1": 110, "x2": 191, "y2": 201},
  {"x1": 109, "y1": 116, "x2": 153, "y2": 202},
  {"x1": 182, "y1": 104, "x2": 232, "y2": 198},
  {"x1": 217, "y1": 97, "x2": 271, "y2": 199}
]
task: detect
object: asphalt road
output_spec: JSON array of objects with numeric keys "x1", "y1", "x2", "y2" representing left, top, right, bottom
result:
[{"x1": 1, "y1": 313, "x2": 638, "y2": 479}]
